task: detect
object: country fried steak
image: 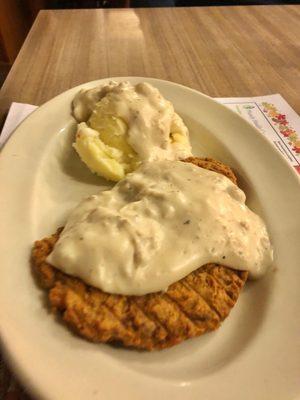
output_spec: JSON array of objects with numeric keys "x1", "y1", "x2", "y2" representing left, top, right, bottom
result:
[{"x1": 31, "y1": 157, "x2": 248, "y2": 350}]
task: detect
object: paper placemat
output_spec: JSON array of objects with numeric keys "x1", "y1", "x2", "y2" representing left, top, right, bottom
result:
[{"x1": 217, "y1": 94, "x2": 300, "y2": 175}]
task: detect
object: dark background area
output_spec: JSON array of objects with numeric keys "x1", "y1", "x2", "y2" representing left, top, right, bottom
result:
[{"x1": 50, "y1": 0, "x2": 300, "y2": 6}]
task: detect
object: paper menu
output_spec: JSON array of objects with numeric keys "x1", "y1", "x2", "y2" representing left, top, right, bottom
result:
[
  {"x1": 1, "y1": 95, "x2": 300, "y2": 176},
  {"x1": 217, "y1": 94, "x2": 300, "y2": 175}
]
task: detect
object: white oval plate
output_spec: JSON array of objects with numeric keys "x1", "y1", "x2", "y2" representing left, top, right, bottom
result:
[{"x1": 0, "y1": 78, "x2": 299, "y2": 400}]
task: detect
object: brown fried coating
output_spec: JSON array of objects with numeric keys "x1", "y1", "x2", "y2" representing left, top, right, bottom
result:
[
  {"x1": 31, "y1": 157, "x2": 247, "y2": 350},
  {"x1": 183, "y1": 157, "x2": 237, "y2": 185}
]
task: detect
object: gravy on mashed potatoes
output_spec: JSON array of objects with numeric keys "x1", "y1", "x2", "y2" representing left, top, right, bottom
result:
[{"x1": 72, "y1": 81, "x2": 192, "y2": 181}]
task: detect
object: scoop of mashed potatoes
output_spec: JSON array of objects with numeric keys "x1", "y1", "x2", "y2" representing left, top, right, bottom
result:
[
  {"x1": 73, "y1": 118, "x2": 140, "y2": 182},
  {"x1": 72, "y1": 81, "x2": 192, "y2": 181}
]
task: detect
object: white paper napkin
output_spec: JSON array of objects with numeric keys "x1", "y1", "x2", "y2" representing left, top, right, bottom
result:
[{"x1": 0, "y1": 102, "x2": 37, "y2": 149}]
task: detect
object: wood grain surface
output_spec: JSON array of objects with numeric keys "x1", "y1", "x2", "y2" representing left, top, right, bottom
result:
[{"x1": 0, "y1": 5, "x2": 299, "y2": 123}]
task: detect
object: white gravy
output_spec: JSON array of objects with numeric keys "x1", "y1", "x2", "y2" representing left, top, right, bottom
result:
[
  {"x1": 47, "y1": 161, "x2": 273, "y2": 295},
  {"x1": 72, "y1": 81, "x2": 192, "y2": 162}
]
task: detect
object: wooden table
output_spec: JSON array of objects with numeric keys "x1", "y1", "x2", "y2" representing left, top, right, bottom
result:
[
  {"x1": 1, "y1": 5, "x2": 300, "y2": 126},
  {"x1": 0, "y1": 5, "x2": 300, "y2": 399}
]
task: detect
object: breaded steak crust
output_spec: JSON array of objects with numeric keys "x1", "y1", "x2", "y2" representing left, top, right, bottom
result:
[{"x1": 31, "y1": 158, "x2": 248, "y2": 350}]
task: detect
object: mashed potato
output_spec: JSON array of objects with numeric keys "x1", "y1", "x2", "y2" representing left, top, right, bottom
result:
[
  {"x1": 72, "y1": 81, "x2": 192, "y2": 181},
  {"x1": 73, "y1": 120, "x2": 140, "y2": 182}
]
